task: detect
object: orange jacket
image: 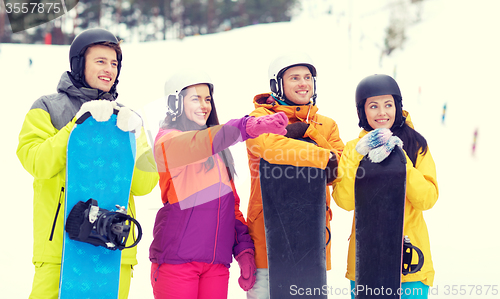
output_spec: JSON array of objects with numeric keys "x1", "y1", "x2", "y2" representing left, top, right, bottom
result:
[{"x1": 245, "y1": 93, "x2": 345, "y2": 270}]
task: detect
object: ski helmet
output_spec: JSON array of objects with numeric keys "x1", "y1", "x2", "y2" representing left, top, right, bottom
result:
[
  {"x1": 69, "y1": 28, "x2": 122, "y2": 89},
  {"x1": 355, "y1": 74, "x2": 405, "y2": 131},
  {"x1": 268, "y1": 52, "x2": 317, "y2": 105},
  {"x1": 164, "y1": 69, "x2": 214, "y2": 120}
]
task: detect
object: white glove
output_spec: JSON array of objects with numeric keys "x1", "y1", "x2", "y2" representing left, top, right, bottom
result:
[
  {"x1": 75, "y1": 100, "x2": 114, "y2": 122},
  {"x1": 113, "y1": 102, "x2": 143, "y2": 134}
]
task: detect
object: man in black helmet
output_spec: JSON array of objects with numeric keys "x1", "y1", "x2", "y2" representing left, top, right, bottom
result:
[
  {"x1": 16, "y1": 28, "x2": 159, "y2": 299},
  {"x1": 68, "y1": 28, "x2": 122, "y2": 98}
]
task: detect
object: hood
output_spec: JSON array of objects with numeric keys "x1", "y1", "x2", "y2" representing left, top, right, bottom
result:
[
  {"x1": 252, "y1": 93, "x2": 319, "y2": 123},
  {"x1": 402, "y1": 110, "x2": 414, "y2": 129},
  {"x1": 58, "y1": 71, "x2": 116, "y2": 102}
]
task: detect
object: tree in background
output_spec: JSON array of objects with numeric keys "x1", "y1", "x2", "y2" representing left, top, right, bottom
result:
[
  {"x1": 384, "y1": 0, "x2": 425, "y2": 56},
  {"x1": 3, "y1": 0, "x2": 299, "y2": 44},
  {"x1": 384, "y1": 0, "x2": 408, "y2": 56}
]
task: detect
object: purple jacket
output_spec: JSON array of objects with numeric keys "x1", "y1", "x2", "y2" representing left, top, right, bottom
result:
[{"x1": 149, "y1": 116, "x2": 254, "y2": 267}]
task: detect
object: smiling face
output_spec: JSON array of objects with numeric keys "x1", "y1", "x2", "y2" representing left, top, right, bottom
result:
[
  {"x1": 364, "y1": 94, "x2": 396, "y2": 129},
  {"x1": 282, "y1": 65, "x2": 314, "y2": 105},
  {"x1": 83, "y1": 44, "x2": 118, "y2": 92},
  {"x1": 182, "y1": 84, "x2": 212, "y2": 127}
]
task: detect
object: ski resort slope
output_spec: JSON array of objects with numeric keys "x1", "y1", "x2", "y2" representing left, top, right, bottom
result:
[{"x1": 1, "y1": 0, "x2": 499, "y2": 297}]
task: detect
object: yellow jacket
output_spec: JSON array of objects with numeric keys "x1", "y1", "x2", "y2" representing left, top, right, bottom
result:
[
  {"x1": 246, "y1": 93, "x2": 345, "y2": 270},
  {"x1": 16, "y1": 72, "x2": 159, "y2": 266},
  {"x1": 332, "y1": 111, "x2": 438, "y2": 286}
]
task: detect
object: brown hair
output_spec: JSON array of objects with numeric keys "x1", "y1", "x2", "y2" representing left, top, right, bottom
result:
[{"x1": 84, "y1": 40, "x2": 122, "y2": 58}]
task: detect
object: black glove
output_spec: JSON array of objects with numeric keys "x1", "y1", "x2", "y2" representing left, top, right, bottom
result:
[
  {"x1": 325, "y1": 153, "x2": 338, "y2": 184},
  {"x1": 284, "y1": 122, "x2": 309, "y2": 139}
]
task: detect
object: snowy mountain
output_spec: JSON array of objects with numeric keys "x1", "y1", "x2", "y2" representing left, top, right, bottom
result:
[{"x1": 1, "y1": 0, "x2": 499, "y2": 298}]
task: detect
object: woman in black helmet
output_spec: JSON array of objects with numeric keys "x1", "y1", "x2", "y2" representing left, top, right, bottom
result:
[
  {"x1": 16, "y1": 28, "x2": 159, "y2": 298},
  {"x1": 332, "y1": 74, "x2": 439, "y2": 299}
]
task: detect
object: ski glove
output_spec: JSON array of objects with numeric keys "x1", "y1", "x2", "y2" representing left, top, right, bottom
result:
[
  {"x1": 113, "y1": 102, "x2": 143, "y2": 135},
  {"x1": 246, "y1": 112, "x2": 288, "y2": 138},
  {"x1": 325, "y1": 152, "x2": 338, "y2": 184},
  {"x1": 284, "y1": 122, "x2": 310, "y2": 139},
  {"x1": 356, "y1": 128, "x2": 403, "y2": 163},
  {"x1": 235, "y1": 248, "x2": 257, "y2": 291},
  {"x1": 75, "y1": 100, "x2": 114, "y2": 122}
]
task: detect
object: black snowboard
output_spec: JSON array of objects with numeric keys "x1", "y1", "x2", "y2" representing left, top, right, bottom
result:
[
  {"x1": 354, "y1": 147, "x2": 407, "y2": 298},
  {"x1": 260, "y1": 159, "x2": 327, "y2": 298}
]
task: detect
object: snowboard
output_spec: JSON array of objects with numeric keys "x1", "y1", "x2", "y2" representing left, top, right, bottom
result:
[
  {"x1": 354, "y1": 146, "x2": 406, "y2": 298},
  {"x1": 260, "y1": 158, "x2": 327, "y2": 298},
  {"x1": 59, "y1": 112, "x2": 136, "y2": 299}
]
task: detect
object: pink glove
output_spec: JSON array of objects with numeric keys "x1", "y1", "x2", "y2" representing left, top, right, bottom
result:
[
  {"x1": 246, "y1": 112, "x2": 288, "y2": 138},
  {"x1": 235, "y1": 249, "x2": 256, "y2": 291}
]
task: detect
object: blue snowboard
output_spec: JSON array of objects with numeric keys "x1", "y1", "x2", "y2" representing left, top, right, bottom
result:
[
  {"x1": 260, "y1": 159, "x2": 327, "y2": 298},
  {"x1": 354, "y1": 147, "x2": 406, "y2": 298},
  {"x1": 59, "y1": 113, "x2": 136, "y2": 299}
]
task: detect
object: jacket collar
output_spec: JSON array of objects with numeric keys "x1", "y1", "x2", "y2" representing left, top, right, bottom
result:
[
  {"x1": 58, "y1": 72, "x2": 116, "y2": 102},
  {"x1": 253, "y1": 93, "x2": 318, "y2": 123}
]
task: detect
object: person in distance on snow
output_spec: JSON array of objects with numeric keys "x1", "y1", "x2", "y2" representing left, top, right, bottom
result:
[
  {"x1": 332, "y1": 74, "x2": 439, "y2": 299},
  {"x1": 150, "y1": 68, "x2": 288, "y2": 299},
  {"x1": 16, "y1": 28, "x2": 159, "y2": 299},
  {"x1": 244, "y1": 52, "x2": 345, "y2": 299}
]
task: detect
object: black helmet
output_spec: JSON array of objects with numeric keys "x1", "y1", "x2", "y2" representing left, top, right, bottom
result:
[
  {"x1": 355, "y1": 74, "x2": 401, "y2": 108},
  {"x1": 69, "y1": 28, "x2": 122, "y2": 91},
  {"x1": 355, "y1": 74, "x2": 405, "y2": 131}
]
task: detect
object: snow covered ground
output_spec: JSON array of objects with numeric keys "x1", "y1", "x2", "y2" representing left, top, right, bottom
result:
[{"x1": 1, "y1": 0, "x2": 499, "y2": 297}]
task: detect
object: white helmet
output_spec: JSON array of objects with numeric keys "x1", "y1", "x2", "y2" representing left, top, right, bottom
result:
[
  {"x1": 268, "y1": 52, "x2": 317, "y2": 104},
  {"x1": 164, "y1": 69, "x2": 214, "y2": 119}
]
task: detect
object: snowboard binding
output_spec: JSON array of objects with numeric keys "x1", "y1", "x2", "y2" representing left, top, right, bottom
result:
[
  {"x1": 65, "y1": 198, "x2": 142, "y2": 250},
  {"x1": 402, "y1": 235, "x2": 424, "y2": 275}
]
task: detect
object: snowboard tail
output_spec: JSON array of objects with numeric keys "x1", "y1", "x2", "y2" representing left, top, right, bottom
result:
[
  {"x1": 260, "y1": 159, "x2": 327, "y2": 298},
  {"x1": 354, "y1": 147, "x2": 406, "y2": 298},
  {"x1": 59, "y1": 114, "x2": 136, "y2": 299}
]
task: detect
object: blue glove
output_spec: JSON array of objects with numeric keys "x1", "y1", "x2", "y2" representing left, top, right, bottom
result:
[
  {"x1": 356, "y1": 128, "x2": 403, "y2": 163},
  {"x1": 355, "y1": 128, "x2": 393, "y2": 155}
]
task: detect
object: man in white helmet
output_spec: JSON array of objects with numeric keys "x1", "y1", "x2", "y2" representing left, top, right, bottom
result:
[
  {"x1": 16, "y1": 28, "x2": 159, "y2": 299},
  {"x1": 245, "y1": 52, "x2": 345, "y2": 298}
]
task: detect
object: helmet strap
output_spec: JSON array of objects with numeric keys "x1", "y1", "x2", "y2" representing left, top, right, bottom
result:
[
  {"x1": 166, "y1": 94, "x2": 183, "y2": 121},
  {"x1": 70, "y1": 56, "x2": 85, "y2": 82},
  {"x1": 277, "y1": 77, "x2": 284, "y2": 99},
  {"x1": 311, "y1": 77, "x2": 317, "y2": 105}
]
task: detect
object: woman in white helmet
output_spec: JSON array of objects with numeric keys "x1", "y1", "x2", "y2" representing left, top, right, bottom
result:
[
  {"x1": 245, "y1": 52, "x2": 345, "y2": 299},
  {"x1": 150, "y1": 69, "x2": 289, "y2": 299}
]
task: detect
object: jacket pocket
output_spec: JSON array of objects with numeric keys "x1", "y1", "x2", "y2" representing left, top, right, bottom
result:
[{"x1": 49, "y1": 187, "x2": 64, "y2": 241}]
